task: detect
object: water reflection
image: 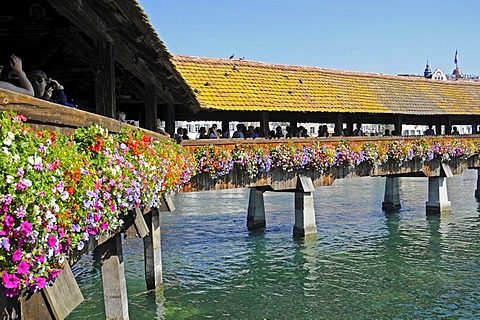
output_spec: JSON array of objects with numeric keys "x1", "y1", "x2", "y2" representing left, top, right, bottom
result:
[{"x1": 68, "y1": 170, "x2": 480, "y2": 319}]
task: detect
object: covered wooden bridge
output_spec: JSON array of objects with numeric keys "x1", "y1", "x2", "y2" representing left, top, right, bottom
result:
[
  {"x1": 2, "y1": 0, "x2": 480, "y2": 137},
  {"x1": 2, "y1": 1, "x2": 480, "y2": 319}
]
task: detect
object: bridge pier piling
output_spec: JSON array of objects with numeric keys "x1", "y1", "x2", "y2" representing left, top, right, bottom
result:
[
  {"x1": 475, "y1": 169, "x2": 480, "y2": 200},
  {"x1": 98, "y1": 233, "x2": 129, "y2": 320},
  {"x1": 247, "y1": 188, "x2": 266, "y2": 229},
  {"x1": 293, "y1": 175, "x2": 317, "y2": 238},
  {"x1": 426, "y1": 176, "x2": 451, "y2": 215},
  {"x1": 382, "y1": 176, "x2": 401, "y2": 211},
  {"x1": 144, "y1": 209, "x2": 163, "y2": 290}
]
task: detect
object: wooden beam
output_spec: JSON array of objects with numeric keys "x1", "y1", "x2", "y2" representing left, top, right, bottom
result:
[
  {"x1": 144, "y1": 83, "x2": 157, "y2": 132},
  {"x1": 143, "y1": 209, "x2": 163, "y2": 290},
  {"x1": 47, "y1": 0, "x2": 113, "y2": 43},
  {"x1": 94, "y1": 41, "x2": 116, "y2": 118},
  {"x1": 165, "y1": 103, "x2": 175, "y2": 136}
]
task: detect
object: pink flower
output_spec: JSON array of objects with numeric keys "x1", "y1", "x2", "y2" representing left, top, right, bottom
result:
[
  {"x1": 20, "y1": 221, "x2": 32, "y2": 235},
  {"x1": 34, "y1": 277, "x2": 46, "y2": 289},
  {"x1": 12, "y1": 249, "x2": 22, "y2": 263},
  {"x1": 47, "y1": 235, "x2": 58, "y2": 248},
  {"x1": 2, "y1": 271, "x2": 20, "y2": 289},
  {"x1": 17, "y1": 261, "x2": 30, "y2": 274},
  {"x1": 3, "y1": 215, "x2": 14, "y2": 228},
  {"x1": 100, "y1": 221, "x2": 108, "y2": 231}
]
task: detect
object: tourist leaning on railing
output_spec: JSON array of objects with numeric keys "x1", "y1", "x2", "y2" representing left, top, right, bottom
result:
[{"x1": 0, "y1": 54, "x2": 34, "y2": 96}]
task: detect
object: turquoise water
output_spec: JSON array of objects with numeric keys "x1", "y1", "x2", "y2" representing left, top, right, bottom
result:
[{"x1": 68, "y1": 169, "x2": 480, "y2": 319}]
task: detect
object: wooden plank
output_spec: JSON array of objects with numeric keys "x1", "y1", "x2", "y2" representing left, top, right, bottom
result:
[
  {"x1": 134, "y1": 207, "x2": 149, "y2": 238},
  {"x1": 20, "y1": 290, "x2": 53, "y2": 320},
  {"x1": 0, "y1": 88, "x2": 168, "y2": 140},
  {"x1": 298, "y1": 175, "x2": 315, "y2": 192},
  {"x1": 43, "y1": 264, "x2": 84, "y2": 320}
]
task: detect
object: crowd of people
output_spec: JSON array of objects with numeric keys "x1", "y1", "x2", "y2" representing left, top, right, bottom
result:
[{"x1": 0, "y1": 54, "x2": 75, "y2": 108}]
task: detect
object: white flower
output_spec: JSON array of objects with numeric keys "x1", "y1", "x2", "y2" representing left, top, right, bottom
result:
[
  {"x1": 12, "y1": 154, "x2": 20, "y2": 163},
  {"x1": 2, "y1": 147, "x2": 10, "y2": 155},
  {"x1": 7, "y1": 132, "x2": 14, "y2": 139},
  {"x1": 6, "y1": 175, "x2": 14, "y2": 184},
  {"x1": 3, "y1": 138, "x2": 12, "y2": 146},
  {"x1": 60, "y1": 191, "x2": 69, "y2": 201},
  {"x1": 27, "y1": 156, "x2": 34, "y2": 165}
]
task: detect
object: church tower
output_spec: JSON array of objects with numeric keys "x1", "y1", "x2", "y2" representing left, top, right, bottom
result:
[
  {"x1": 424, "y1": 60, "x2": 432, "y2": 78},
  {"x1": 452, "y1": 49, "x2": 463, "y2": 79}
]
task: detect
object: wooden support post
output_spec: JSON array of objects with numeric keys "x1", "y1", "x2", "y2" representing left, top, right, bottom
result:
[
  {"x1": 144, "y1": 83, "x2": 157, "y2": 132},
  {"x1": 334, "y1": 113, "x2": 344, "y2": 136},
  {"x1": 293, "y1": 175, "x2": 317, "y2": 238},
  {"x1": 94, "y1": 42, "x2": 116, "y2": 118},
  {"x1": 475, "y1": 169, "x2": 480, "y2": 200},
  {"x1": 221, "y1": 120, "x2": 230, "y2": 138},
  {"x1": 247, "y1": 188, "x2": 266, "y2": 230},
  {"x1": 165, "y1": 103, "x2": 175, "y2": 136},
  {"x1": 260, "y1": 111, "x2": 270, "y2": 137},
  {"x1": 394, "y1": 115, "x2": 403, "y2": 136},
  {"x1": 446, "y1": 116, "x2": 452, "y2": 135},
  {"x1": 99, "y1": 233, "x2": 129, "y2": 320},
  {"x1": 426, "y1": 177, "x2": 451, "y2": 215},
  {"x1": 143, "y1": 209, "x2": 163, "y2": 290},
  {"x1": 435, "y1": 123, "x2": 442, "y2": 135},
  {"x1": 472, "y1": 120, "x2": 478, "y2": 134},
  {"x1": 382, "y1": 176, "x2": 401, "y2": 210},
  {"x1": 346, "y1": 122, "x2": 354, "y2": 136}
]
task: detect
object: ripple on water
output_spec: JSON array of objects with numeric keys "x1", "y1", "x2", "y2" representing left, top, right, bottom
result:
[{"x1": 69, "y1": 169, "x2": 480, "y2": 319}]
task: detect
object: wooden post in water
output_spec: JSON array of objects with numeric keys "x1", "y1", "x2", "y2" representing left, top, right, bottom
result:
[
  {"x1": 143, "y1": 209, "x2": 163, "y2": 290},
  {"x1": 293, "y1": 176, "x2": 317, "y2": 238},
  {"x1": 247, "y1": 188, "x2": 266, "y2": 229},
  {"x1": 475, "y1": 169, "x2": 480, "y2": 200},
  {"x1": 382, "y1": 176, "x2": 401, "y2": 210},
  {"x1": 426, "y1": 177, "x2": 451, "y2": 215},
  {"x1": 98, "y1": 233, "x2": 129, "y2": 320}
]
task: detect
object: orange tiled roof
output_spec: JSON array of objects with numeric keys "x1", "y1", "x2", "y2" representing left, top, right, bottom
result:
[{"x1": 171, "y1": 55, "x2": 480, "y2": 115}]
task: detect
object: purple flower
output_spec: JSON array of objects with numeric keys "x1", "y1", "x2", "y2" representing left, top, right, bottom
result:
[
  {"x1": 71, "y1": 224, "x2": 81, "y2": 233},
  {"x1": 12, "y1": 249, "x2": 22, "y2": 263},
  {"x1": 0, "y1": 237, "x2": 10, "y2": 251},
  {"x1": 77, "y1": 241, "x2": 85, "y2": 251}
]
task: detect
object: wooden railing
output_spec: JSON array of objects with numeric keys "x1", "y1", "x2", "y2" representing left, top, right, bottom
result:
[{"x1": 0, "y1": 88, "x2": 167, "y2": 140}]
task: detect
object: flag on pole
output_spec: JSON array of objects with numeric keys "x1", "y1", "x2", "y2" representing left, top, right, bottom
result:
[{"x1": 454, "y1": 49, "x2": 458, "y2": 65}]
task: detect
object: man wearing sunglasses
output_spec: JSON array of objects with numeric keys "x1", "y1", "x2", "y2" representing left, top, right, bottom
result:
[
  {"x1": 0, "y1": 55, "x2": 34, "y2": 96},
  {"x1": 29, "y1": 70, "x2": 75, "y2": 108}
]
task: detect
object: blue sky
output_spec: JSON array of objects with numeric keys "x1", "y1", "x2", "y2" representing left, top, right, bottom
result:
[{"x1": 137, "y1": 0, "x2": 479, "y2": 76}]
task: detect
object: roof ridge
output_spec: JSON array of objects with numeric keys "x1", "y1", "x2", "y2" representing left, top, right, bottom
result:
[{"x1": 172, "y1": 54, "x2": 480, "y2": 86}]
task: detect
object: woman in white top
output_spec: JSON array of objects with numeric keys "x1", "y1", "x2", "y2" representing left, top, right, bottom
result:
[{"x1": 0, "y1": 55, "x2": 34, "y2": 96}]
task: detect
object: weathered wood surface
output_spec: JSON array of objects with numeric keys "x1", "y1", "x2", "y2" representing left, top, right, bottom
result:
[
  {"x1": 181, "y1": 156, "x2": 480, "y2": 193},
  {"x1": 0, "y1": 88, "x2": 168, "y2": 140},
  {"x1": 43, "y1": 264, "x2": 84, "y2": 320}
]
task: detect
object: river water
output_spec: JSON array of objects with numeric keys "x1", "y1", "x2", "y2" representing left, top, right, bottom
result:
[{"x1": 68, "y1": 169, "x2": 480, "y2": 319}]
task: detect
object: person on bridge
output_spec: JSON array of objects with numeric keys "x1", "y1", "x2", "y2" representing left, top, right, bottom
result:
[
  {"x1": 424, "y1": 125, "x2": 435, "y2": 136},
  {"x1": 451, "y1": 126, "x2": 460, "y2": 135},
  {"x1": 0, "y1": 54, "x2": 34, "y2": 96},
  {"x1": 353, "y1": 123, "x2": 364, "y2": 136},
  {"x1": 28, "y1": 70, "x2": 75, "y2": 107}
]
